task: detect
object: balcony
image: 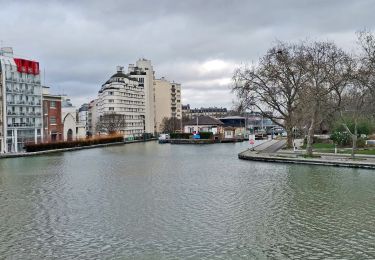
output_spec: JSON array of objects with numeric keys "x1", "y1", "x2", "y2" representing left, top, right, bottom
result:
[{"x1": 7, "y1": 123, "x2": 42, "y2": 128}]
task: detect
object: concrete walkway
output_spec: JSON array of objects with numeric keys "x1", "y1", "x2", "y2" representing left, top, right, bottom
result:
[
  {"x1": 239, "y1": 138, "x2": 375, "y2": 169},
  {"x1": 260, "y1": 139, "x2": 286, "y2": 153}
]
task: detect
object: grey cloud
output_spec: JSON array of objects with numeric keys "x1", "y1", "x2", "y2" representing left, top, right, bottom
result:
[{"x1": 1, "y1": 0, "x2": 374, "y2": 108}]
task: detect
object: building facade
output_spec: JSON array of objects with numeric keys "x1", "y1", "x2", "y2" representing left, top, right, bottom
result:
[
  {"x1": 154, "y1": 77, "x2": 182, "y2": 133},
  {"x1": 182, "y1": 105, "x2": 227, "y2": 119},
  {"x1": 0, "y1": 47, "x2": 43, "y2": 153},
  {"x1": 42, "y1": 86, "x2": 63, "y2": 142},
  {"x1": 128, "y1": 59, "x2": 155, "y2": 135},
  {"x1": 97, "y1": 66, "x2": 145, "y2": 137},
  {"x1": 87, "y1": 99, "x2": 98, "y2": 136},
  {"x1": 78, "y1": 103, "x2": 89, "y2": 135}
]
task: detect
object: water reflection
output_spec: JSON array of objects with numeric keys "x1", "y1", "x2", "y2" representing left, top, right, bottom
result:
[{"x1": 0, "y1": 142, "x2": 374, "y2": 259}]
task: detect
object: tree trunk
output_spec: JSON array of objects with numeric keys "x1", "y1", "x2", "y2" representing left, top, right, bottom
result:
[
  {"x1": 306, "y1": 117, "x2": 315, "y2": 156},
  {"x1": 351, "y1": 121, "x2": 357, "y2": 159},
  {"x1": 286, "y1": 126, "x2": 293, "y2": 148}
]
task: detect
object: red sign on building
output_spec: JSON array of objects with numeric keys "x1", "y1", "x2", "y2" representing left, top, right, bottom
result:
[{"x1": 14, "y1": 58, "x2": 40, "y2": 75}]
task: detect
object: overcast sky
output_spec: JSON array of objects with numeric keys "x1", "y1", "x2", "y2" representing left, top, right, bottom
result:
[{"x1": 0, "y1": 0, "x2": 374, "y2": 109}]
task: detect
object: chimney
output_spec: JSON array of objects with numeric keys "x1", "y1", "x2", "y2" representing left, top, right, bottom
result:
[{"x1": 116, "y1": 66, "x2": 124, "y2": 73}]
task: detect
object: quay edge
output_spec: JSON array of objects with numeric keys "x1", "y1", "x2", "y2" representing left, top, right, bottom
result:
[{"x1": 238, "y1": 150, "x2": 375, "y2": 169}]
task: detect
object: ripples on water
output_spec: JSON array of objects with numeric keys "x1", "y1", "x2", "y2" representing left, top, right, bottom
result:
[{"x1": 0, "y1": 141, "x2": 374, "y2": 259}]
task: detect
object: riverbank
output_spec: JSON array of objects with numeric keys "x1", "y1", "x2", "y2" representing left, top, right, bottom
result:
[
  {"x1": 0, "y1": 138, "x2": 157, "y2": 159},
  {"x1": 239, "y1": 139, "x2": 375, "y2": 169},
  {"x1": 164, "y1": 138, "x2": 244, "y2": 144}
]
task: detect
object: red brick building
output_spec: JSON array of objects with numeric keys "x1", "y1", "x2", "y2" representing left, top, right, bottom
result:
[{"x1": 42, "y1": 88, "x2": 63, "y2": 142}]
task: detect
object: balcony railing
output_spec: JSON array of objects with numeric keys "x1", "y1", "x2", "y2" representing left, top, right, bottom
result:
[{"x1": 7, "y1": 123, "x2": 42, "y2": 128}]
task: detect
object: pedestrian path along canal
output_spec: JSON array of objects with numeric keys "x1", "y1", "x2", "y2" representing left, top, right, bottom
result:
[{"x1": 0, "y1": 141, "x2": 374, "y2": 259}]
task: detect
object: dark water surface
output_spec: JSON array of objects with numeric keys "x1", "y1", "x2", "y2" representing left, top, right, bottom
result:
[{"x1": 0, "y1": 141, "x2": 374, "y2": 259}]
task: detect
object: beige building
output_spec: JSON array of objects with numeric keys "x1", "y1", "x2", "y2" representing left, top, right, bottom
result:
[
  {"x1": 154, "y1": 77, "x2": 182, "y2": 133},
  {"x1": 128, "y1": 59, "x2": 155, "y2": 135}
]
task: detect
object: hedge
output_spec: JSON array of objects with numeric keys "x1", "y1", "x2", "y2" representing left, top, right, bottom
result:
[
  {"x1": 24, "y1": 136, "x2": 124, "y2": 152},
  {"x1": 169, "y1": 132, "x2": 213, "y2": 139},
  {"x1": 199, "y1": 132, "x2": 213, "y2": 139},
  {"x1": 170, "y1": 133, "x2": 193, "y2": 139}
]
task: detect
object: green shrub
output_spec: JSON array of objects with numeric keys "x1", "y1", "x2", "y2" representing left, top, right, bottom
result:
[
  {"x1": 330, "y1": 131, "x2": 351, "y2": 146},
  {"x1": 357, "y1": 137, "x2": 366, "y2": 148},
  {"x1": 24, "y1": 136, "x2": 124, "y2": 152},
  {"x1": 199, "y1": 132, "x2": 213, "y2": 139},
  {"x1": 170, "y1": 133, "x2": 192, "y2": 139}
]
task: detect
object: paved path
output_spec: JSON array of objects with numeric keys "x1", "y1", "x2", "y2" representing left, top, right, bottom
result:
[{"x1": 259, "y1": 139, "x2": 286, "y2": 153}]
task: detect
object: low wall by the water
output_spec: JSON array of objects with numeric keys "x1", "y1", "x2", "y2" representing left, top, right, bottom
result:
[
  {"x1": 0, "y1": 139, "x2": 157, "y2": 159},
  {"x1": 238, "y1": 150, "x2": 375, "y2": 169},
  {"x1": 170, "y1": 139, "x2": 215, "y2": 144}
]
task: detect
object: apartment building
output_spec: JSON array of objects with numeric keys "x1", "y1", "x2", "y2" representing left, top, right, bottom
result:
[
  {"x1": 0, "y1": 47, "x2": 43, "y2": 153},
  {"x1": 154, "y1": 77, "x2": 182, "y2": 133},
  {"x1": 78, "y1": 103, "x2": 89, "y2": 134},
  {"x1": 97, "y1": 66, "x2": 145, "y2": 137},
  {"x1": 128, "y1": 58, "x2": 155, "y2": 135},
  {"x1": 87, "y1": 99, "x2": 98, "y2": 136}
]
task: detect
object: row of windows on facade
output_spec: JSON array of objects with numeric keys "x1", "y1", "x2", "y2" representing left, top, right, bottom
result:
[
  {"x1": 4, "y1": 71, "x2": 41, "y2": 82},
  {"x1": 107, "y1": 107, "x2": 145, "y2": 112},
  {"x1": 7, "y1": 118, "x2": 42, "y2": 127},
  {"x1": 125, "y1": 129, "x2": 144, "y2": 134},
  {"x1": 106, "y1": 99, "x2": 144, "y2": 105},
  {"x1": 6, "y1": 129, "x2": 42, "y2": 137},
  {"x1": 7, "y1": 95, "x2": 41, "y2": 102},
  {"x1": 125, "y1": 122, "x2": 144, "y2": 127},
  {"x1": 106, "y1": 91, "x2": 144, "y2": 98},
  {"x1": 7, "y1": 106, "x2": 41, "y2": 116},
  {"x1": 6, "y1": 83, "x2": 40, "y2": 93}
]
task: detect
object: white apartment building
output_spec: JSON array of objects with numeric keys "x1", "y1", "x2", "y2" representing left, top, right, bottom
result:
[
  {"x1": 154, "y1": 77, "x2": 182, "y2": 133},
  {"x1": 0, "y1": 47, "x2": 43, "y2": 153},
  {"x1": 97, "y1": 66, "x2": 145, "y2": 137},
  {"x1": 128, "y1": 58, "x2": 155, "y2": 135}
]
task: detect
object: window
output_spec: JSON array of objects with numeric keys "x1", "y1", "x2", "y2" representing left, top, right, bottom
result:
[
  {"x1": 50, "y1": 116, "x2": 56, "y2": 124},
  {"x1": 108, "y1": 91, "x2": 114, "y2": 95},
  {"x1": 109, "y1": 107, "x2": 114, "y2": 111},
  {"x1": 50, "y1": 101, "x2": 56, "y2": 108},
  {"x1": 108, "y1": 99, "x2": 114, "y2": 103}
]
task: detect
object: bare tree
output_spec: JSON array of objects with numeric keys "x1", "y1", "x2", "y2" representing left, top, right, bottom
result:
[
  {"x1": 301, "y1": 41, "x2": 352, "y2": 156},
  {"x1": 334, "y1": 30, "x2": 375, "y2": 158},
  {"x1": 232, "y1": 41, "x2": 307, "y2": 148},
  {"x1": 357, "y1": 30, "x2": 375, "y2": 115},
  {"x1": 338, "y1": 82, "x2": 370, "y2": 157},
  {"x1": 161, "y1": 117, "x2": 182, "y2": 133},
  {"x1": 96, "y1": 113, "x2": 126, "y2": 134}
]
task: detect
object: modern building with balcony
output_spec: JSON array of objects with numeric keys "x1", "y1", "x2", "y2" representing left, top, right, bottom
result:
[
  {"x1": 0, "y1": 47, "x2": 43, "y2": 153},
  {"x1": 128, "y1": 58, "x2": 155, "y2": 135},
  {"x1": 97, "y1": 66, "x2": 146, "y2": 137},
  {"x1": 154, "y1": 77, "x2": 182, "y2": 133}
]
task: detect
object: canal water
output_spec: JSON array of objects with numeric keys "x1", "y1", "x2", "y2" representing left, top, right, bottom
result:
[{"x1": 0, "y1": 141, "x2": 374, "y2": 259}]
